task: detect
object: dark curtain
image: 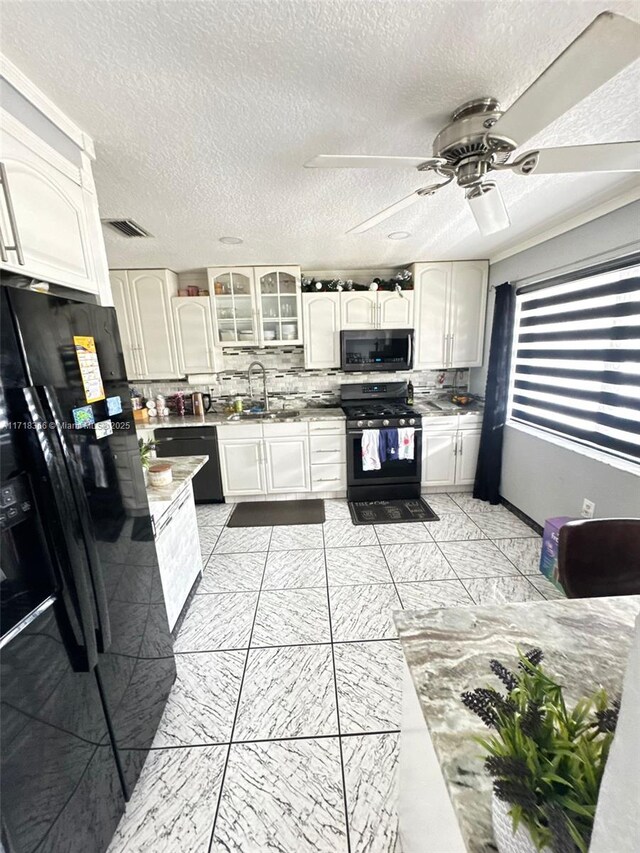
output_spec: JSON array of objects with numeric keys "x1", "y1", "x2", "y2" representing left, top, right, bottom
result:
[{"x1": 473, "y1": 282, "x2": 515, "y2": 504}]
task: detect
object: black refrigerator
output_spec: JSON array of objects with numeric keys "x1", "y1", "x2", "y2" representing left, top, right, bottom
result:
[{"x1": 0, "y1": 279, "x2": 177, "y2": 853}]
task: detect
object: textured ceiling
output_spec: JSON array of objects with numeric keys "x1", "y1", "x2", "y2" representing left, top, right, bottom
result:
[{"x1": 2, "y1": 0, "x2": 639, "y2": 271}]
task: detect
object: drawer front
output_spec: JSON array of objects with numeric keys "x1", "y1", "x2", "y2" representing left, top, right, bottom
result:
[
  {"x1": 422, "y1": 415, "x2": 459, "y2": 430},
  {"x1": 310, "y1": 434, "x2": 345, "y2": 465},
  {"x1": 262, "y1": 421, "x2": 309, "y2": 438},
  {"x1": 217, "y1": 423, "x2": 263, "y2": 440},
  {"x1": 309, "y1": 421, "x2": 345, "y2": 435},
  {"x1": 458, "y1": 413, "x2": 483, "y2": 430},
  {"x1": 311, "y1": 463, "x2": 346, "y2": 492}
]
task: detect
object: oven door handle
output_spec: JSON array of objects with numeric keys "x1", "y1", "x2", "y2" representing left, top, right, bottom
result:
[{"x1": 348, "y1": 427, "x2": 423, "y2": 436}]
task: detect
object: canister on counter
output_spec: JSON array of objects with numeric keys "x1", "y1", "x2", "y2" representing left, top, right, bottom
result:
[{"x1": 148, "y1": 462, "x2": 173, "y2": 487}]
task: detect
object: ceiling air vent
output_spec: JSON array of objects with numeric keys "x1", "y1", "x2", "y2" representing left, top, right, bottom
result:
[{"x1": 102, "y1": 219, "x2": 153, "y2": 238}]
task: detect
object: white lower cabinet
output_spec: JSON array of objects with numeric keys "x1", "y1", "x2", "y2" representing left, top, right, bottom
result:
[
  {"x1": 217, "y1": 420, "x2": 346, "y2": 498},
  {"x1": 264, "y1": 434, "x2": 310, "y2": 493},
  {"x1": 422, "y1": 418, "x2": 481, "y2": 488}
]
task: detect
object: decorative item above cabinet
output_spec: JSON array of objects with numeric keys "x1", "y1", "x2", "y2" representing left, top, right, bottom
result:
[{"x1": 208, "y1": 265, "x2": 302, "y2": 347}]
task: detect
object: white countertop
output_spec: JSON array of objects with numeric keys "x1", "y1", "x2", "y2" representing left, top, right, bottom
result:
[{"x1": 146, "y1": 455, "x2": 208, "y2": 523}]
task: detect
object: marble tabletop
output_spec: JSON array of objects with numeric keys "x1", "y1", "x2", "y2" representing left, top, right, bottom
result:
[
  {"x1": 146, "y1": 455, "x2": 208, "y2": 522},
  {"x1": 394, "y1": 596, "x2": 640, "y2": 853},
  {"x1": 145, "y1": 407, "x2": 345, "y2": 429}
]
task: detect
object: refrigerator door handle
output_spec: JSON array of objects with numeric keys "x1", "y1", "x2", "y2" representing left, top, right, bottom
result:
[
  {"x1": 37, "y1": 386, "x2": 113, "y2": 655},
  {"x1": 23, "y1": 387, "x2": 100, "y2": 671}
]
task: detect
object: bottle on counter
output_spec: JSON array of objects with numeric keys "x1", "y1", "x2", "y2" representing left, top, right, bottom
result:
[
  {"x1": 407, "y1": 379, "x2": 414, "y2": 405},
  {"x1": 234, "y1": 397, "x2": 243, "y2": 414}
]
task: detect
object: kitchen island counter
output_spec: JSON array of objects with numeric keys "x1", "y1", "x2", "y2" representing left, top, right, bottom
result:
[
  {"x1": 146, "y1": 455, "x2": 209, "y2": 631},
  {"x1": 394, "y1": 595, "x2": 640, "y2": 853},
  {"x1": 146, "y1": 455, "x2": 208, "y2": 523}
]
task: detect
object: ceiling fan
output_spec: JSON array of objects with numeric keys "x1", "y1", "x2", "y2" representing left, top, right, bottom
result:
[{"x1": 305, "y1": 11, "x2": 640, "y2": 237}]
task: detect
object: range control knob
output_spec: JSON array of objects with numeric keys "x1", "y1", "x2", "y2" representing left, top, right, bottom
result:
[
  {"x1": 409, "y1": 418, "x2": 416, "y2": 425},
  {"x1": 399, "y1": 418, "x2": 406, "y2": 426},
  {"x1": 367, "y1": 420, "x2": 374, "y2": 427},
  {"x1": 357, "y1": 420, "x2": 364, "y2": 428},
  {"x1": 382, "y1": 419, "x2": 390, "y2": 426}
]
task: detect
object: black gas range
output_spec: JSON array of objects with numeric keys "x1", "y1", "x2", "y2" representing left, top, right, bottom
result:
[{"x1": 340, "y1": 382, "x2": 422, "y2": 501}]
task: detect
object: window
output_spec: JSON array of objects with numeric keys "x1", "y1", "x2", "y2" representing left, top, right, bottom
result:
[{"x1": 508, "y1": 256, "x2": 640, "y2": 465}]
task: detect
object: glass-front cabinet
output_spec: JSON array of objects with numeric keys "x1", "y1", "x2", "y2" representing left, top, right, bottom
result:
[
  {"x1": 207, "y1": 266, "x2": 302, "y2": 347},
  {"x1": 255, "y1": 267, "x2": 302, "y2": 345}
]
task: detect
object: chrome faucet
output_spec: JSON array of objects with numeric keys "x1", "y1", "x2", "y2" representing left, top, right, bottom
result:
[{"x1": 247, "y1": 361, "x2": 269, "y2": 412}]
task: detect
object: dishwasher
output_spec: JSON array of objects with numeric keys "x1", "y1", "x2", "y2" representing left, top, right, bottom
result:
[{"x1": 156, "y1": 427, "x2": 224, "y2": 503}]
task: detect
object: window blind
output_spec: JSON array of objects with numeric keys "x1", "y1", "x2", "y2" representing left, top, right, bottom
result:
[{"x1": 509, "y1": 261, "x2": 640, "y2": 463}]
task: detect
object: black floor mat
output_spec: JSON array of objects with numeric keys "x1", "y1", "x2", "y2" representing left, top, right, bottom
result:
[
  {"x1": 227, "y1": 499, "x2": 325, "y2": 527},
  {"x1": 348, "y1": 498, "x2": 439, "y2": 525}
]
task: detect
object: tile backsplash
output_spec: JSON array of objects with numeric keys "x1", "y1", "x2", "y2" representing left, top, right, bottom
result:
[{"x1": 134, "y1": 345, "x2": 469, "y2": 410}]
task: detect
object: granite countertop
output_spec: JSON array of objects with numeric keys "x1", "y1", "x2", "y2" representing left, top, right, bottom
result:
[
  {"x1": 146, "y1": 455, "x2": 208, "y2": 522},
  {"x1": 415, "y1": 397, "x2": 484, "y2": 418},
  {"x1": 394, "y1": 596, "x2": 640, "y2": 853},
  {"x1": 145, "y1": 407, "x2": 345, "y2": 429}
]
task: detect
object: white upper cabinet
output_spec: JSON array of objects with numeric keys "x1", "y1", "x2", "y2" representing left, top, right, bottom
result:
[
  {"x1": 172, "y1": 296, "x2": 222, "y2": 375},
  {"x1": 378, "y1": 290, "x2": 414, "y2": 328},
  {"x1": 209, "y1": 267, "x2": 258, "y2": 346},
  {"x1": 208, "y1": 265, "x2": 302, "y2": 347},
  {"x1": 109, "y1": 270, "x2": 139, "y2": 378},
  {"x1": 0, "y1": 115, "x2": 109, "y2": 299},
  {"x1": 110, "y1": 269, "x2": 182, "y2": 380},
  {"x1": 412, "y1": 261, "x2": 488, "y2": 369},
  {"x1": 341, "y1": 291, "x2": 378, "y2": 329},
  {"x1": 448, "y1": 262, "x2": 488, "y2": 367},
  {"x1": 340, "y1": 289, "x2": 414, "y2": 330},
  {"x1": 0, "y1": 58, "x2": 111, "y2": 304},
  {"x1": 255, "y1": 266, "x2": 302, "y2": 346},
  {"x1": 303, "y1": 292, "x2": 340, "y2": 369}
]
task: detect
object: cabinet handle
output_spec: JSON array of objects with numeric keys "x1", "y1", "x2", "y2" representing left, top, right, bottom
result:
[
  {"x1": 313, "y1": 449, "x2": 339, "y2": 453},
  {"x1": 443, "y1": 334, "x2": 449, "y2": 367},
  {"x1": 0, "y1": 163, "x2": 25, "y2": 265},
  {"x1": 450, "y1": 334, "x2": 455, "y2": 366},
  {"x1": 453, "y1": 436, "x2": 458, "y2": 456},
  {"x1": 459, "y1": 433, "x2": 464, "y2": 456},
  {"x1": 315, "y1": 477, "x2": 340, "y2": 482}
]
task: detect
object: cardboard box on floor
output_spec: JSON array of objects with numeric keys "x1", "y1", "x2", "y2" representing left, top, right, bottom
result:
[{"x1": 540, "y1": 516, "x2": 576, "y2": 591}]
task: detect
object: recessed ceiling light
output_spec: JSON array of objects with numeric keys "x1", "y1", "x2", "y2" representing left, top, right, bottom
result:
[
  {"x1": 387, "y1": 231, "x2": 411, "y2": 240},
  {"x1": 219, "y1": 236, "x2": 243, "y2": 245}
]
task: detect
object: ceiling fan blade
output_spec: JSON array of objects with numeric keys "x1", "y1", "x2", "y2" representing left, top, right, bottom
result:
[
  {"x1": 517, "y1": 141, "x2": 640, "y2": 174},
  {"x1": 305, "y1": 154, "x2": 434, "y2": 169},
  {"x1": 492, "y1": 12, "x2": 640, "y2": 145},
  {"x1": 466, "y1": 183, "x2": 510, "y2": 236},
  {"x1": 347, "y1": 191, "x2": 424, "y2": 234}
]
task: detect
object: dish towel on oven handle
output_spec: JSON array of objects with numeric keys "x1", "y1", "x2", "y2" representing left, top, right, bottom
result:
[
  {"x1": 361, "y1": 429, "x2": 381, "y2": 471},
  {"x1": 397, "y1": 427, "x2": 415, "y2": 461},
  {"x1": 378, "y1": 428, "x2": 399, "y2": 463}
]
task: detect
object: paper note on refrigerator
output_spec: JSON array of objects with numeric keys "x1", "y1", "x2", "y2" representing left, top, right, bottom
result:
[{"x1": 73, "y1": 336, "x2": 105, "y2": 403}]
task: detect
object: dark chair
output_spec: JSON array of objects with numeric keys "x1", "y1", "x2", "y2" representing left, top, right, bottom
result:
[{"x1": 558, "y1": 518, "x2": 640, "y2": 598}]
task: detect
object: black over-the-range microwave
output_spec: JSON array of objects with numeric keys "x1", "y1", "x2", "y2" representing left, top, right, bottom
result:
[{"x1": 340, "y1": 328, "x2": 414, "y2": 372}]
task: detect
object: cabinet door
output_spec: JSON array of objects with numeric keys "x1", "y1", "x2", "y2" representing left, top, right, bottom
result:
[
  {"x1": 413, "y1": 263, "x2": 451, "y2": 368},
  {"x1": 109, "y1": 271, "x2": 140, "y2": 379},
  {"x1": 422, "y1": 431, "x2": 457, "y2": 486},
  {"x1": 172, "y1": 297, "x2": 221, "y2": 375},
  {"x1": 0, "y1": 124, "x2": 97, "y2": 293},
  {"x1": 448, "y1": 262, "x2": 488, "y2": 367},
  {"x1": 303, "y1": 293, "x2": 340, "y2": 368},
  {"x1": 219, "y1": 438, "x2": 265, "y2": 496},
  {"x1": 455, "y1": 429, "x2": 481, "y2": 486},
  {"x1": 255, "y1": 266, "x2": 302, "y2": 345},
  {"x1": 264, "y1": 436, "x2": 310, "y2": 494},
  {"x1": 378, "y1": 291, "x2": 414, "y2": 329},
  {"x1": 340, "y1": 291, "x2": 377, "y2": 329},
  {"x1": 208, "y1": 267, "x2": 258, "y2": 346},
  {"x1": 128, "y1": 270, "x2": 181, "y2": 379}
]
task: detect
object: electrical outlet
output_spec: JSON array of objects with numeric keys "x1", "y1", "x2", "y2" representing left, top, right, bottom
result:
[{"x1": 581, "y1": 499, "x2": 595, "y2": 518}]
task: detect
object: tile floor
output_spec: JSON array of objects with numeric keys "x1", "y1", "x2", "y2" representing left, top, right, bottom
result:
[{"x1": 108, "y1": 493, "x2": 564, "y2": 853}]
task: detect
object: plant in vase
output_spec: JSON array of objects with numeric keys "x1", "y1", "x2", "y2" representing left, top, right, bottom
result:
[
  {"x1": 461, "y1": 648, "x2": 620, "y2": 853},
  {"x1": 138, "y1": 437, "x2": 157, "y2": 484}
]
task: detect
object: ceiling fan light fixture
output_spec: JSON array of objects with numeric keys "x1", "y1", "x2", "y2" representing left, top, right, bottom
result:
[
  {"x1": 388, "y1": 231, "x2": 411, "y2": 240},
  {"x1": 466, "y1": 182, "x2": 510, "y2": 236}
]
